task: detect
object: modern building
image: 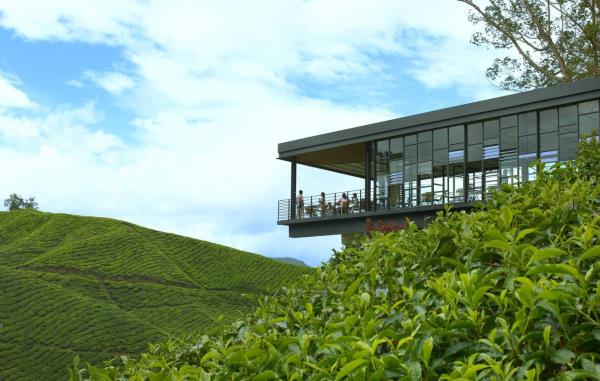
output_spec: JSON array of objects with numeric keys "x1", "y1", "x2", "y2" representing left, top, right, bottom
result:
[{"x1": 277, "y1": 78, "x2": 600, "y2": 238}]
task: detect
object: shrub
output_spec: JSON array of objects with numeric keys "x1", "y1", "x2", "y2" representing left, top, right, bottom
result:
[{"x1": 73, "y1": 141, "x2": 600, "y2": 380}]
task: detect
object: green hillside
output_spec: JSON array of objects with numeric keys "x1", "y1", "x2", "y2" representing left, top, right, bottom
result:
[
  {"x1": 0, "y1": 211, "x2": 311, "y2": 381},
  {"x1": 75, "y1": 141, "x2": 600, "y2": 379}
]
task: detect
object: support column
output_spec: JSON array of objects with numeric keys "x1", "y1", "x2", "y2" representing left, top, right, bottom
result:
[
  {"x1": 290, "y1": 161, "x2": 297, "y2": 219},
  {"x1": 364, "y1": 142, "x2": 372, "y2": 211}
]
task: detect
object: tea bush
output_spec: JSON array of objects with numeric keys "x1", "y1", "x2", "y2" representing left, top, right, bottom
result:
[{"x1": 74, "y1": 141, "x2": 600, "y2": 380}]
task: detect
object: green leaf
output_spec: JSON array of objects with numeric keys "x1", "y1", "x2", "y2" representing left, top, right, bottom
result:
[
  {"x1": 422, "y1": 337, "x2": 433, "y2": 366},
  {"x1": 253, "y1": 370, "x2": 279, "y2": 381},
  {"x1": 528, "y1": 247, "x2": 567, "y2": 265},
  {"x1": 551, "y1": 349, "x2": 576, "y2": 365},
  {"x1": 580, "y1": 246, "x2": 600, "y2": 262},
  {"x1": 484, "y1": 240, "x2": 511, "y2": 251},
  {"x1": 501, "y1": 207, "x2": 513, "y2": 228},
  {"x1": 515, "y1": 228, "x2": 537, "y2": 242},
  {"x1": 543, "y1": 325, "x2": 552, "y2": 347},
  {"x1": 526, "y1": 264, "x2": 582, "y2": 281},
  {"x1": 335, "y1": 359, "x2": 366, "y2": 381}
]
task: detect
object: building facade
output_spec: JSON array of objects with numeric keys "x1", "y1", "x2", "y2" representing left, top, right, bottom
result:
[{"x1": 277, "y1": 78, "x2": 600, "y2": 238}]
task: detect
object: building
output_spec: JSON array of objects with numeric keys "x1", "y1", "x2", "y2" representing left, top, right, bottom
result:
[{"x1": 277, "y1": 78, "x2": 600, "y2": 238}]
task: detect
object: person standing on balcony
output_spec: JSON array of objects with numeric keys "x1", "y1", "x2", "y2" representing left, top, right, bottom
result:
[
  {"x1": 336, "y1": 192, "x2": 349, "y2": 214},
  {"x1": 319, "y1": 192, "x2": 326, "y2": 216},
  {"x1": 296, "y1": 190, "x2": 304, "y2": 219}
]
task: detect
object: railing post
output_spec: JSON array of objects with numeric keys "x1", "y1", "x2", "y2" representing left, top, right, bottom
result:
[{"x1": 290, "y1": 161, "x2": 297, "y2": 219}]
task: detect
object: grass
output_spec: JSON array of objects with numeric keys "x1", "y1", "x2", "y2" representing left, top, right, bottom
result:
[{"x1": 0, "y1": 210, "x2": 312, "y2": 381}]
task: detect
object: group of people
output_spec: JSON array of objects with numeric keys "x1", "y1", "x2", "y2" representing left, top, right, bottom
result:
[{"x1": 295, "y1": 190, "x2": 359, "y2": 218}]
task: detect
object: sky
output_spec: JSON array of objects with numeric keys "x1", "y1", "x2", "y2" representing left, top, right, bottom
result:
[{"x1": 0, "y1": 0, "x2": 510, "y2": 266}]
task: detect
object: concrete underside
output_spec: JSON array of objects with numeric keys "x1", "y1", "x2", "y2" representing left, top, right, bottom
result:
[{"x1": 280, "y1": 203, "x2": 473, "y2": 238}]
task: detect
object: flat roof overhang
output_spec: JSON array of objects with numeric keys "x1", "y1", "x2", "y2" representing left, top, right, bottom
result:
[{"x1": 278, "y1": 77, "x2": 600, "y2": 176}]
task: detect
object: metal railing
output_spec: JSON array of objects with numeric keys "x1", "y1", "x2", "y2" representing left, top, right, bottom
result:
[{"x1": 278, "y1": 189, "x2": 371, "y2": 222}]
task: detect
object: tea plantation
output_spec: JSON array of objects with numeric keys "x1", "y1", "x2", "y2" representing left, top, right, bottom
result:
[
  {"x1": 0, "y1": 211, "x2": 312, "y2": 380},
  {"x1": 75, "y1": 141, "x2": 600, "y2": 380}
]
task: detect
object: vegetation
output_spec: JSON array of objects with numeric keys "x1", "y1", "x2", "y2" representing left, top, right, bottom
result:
[
  {"x1": 459, "y1": 0, "x2": 600, "y2": 90},
  {"x1": 75, "y1": 139, "x2": 600, "y2": 380},
  {"x1": 3, "y1": 193, "x2": 38, "y2": 211},
  {"x1": 0, "y1": 211, "x2": 311, "y2": 381}
]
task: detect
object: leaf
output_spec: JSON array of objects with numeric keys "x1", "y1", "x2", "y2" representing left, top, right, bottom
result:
[
  {"x1": 580, "y1": 246, "x2": 600, "y2": 262},
  {"x1": 550, "y1": 349, "x2": 576, "y2": 365},
  {"x1": 516, "y1": 228, "x2": 538, "y2": 242},
  {"x1": 527, "y1": 247, "x2": 568, "y2": 265},
  {"x1": 526, "y1": 264, "x2": 582, "y2": 281},
  {"x1": 441, "y1": 257, "x2": 467, "y2": 273},
  {"x1": 543, "y1": 325, "x2": 552, "y2": 347},
  {"x1": 484, "y1": 240, "x2": 511, "y2": 251},
  {"x1": 501, "y1": 207, "x2": 513, "y2": 228},
  {"x1": 335, "y1": 359, "x2": 366, "y2": 381},
  {"x1": 253, "y1": 370, "x2": 279, "y2": 381},
  {"x1": 422, "y1": 337, "x2": 433, "y2": 366}
]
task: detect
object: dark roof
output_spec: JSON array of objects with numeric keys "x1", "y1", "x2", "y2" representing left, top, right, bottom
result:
[{"x1": 279, "y1": 77, "x2": 600, "y2": 159}]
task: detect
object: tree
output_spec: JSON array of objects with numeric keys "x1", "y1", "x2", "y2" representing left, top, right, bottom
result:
[
  {"x1": 458, "y1": 0, "x2": 600, "y2": 91},
  {"x1": 4, "y1": 194, "x2": 39, "y2": 211}
]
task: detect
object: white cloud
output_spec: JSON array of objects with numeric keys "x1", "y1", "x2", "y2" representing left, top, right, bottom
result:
[
  {"x1": 0, "y1": 74, "x2": 36, "y2": 109},
  {"x1": 0, "y1": 1, "x2": 509, "y2": 265},
  {"x1": 84, "y1": 70, "x2": 135, "y2": 95}
]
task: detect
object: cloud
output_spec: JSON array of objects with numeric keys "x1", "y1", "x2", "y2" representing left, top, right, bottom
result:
[
  {"x1": 0, "y1": 1, "x2": 508, "y2": 265},
  {"x1": 0, "y1": 73, "x2": 37, "y2": 109},
  {"x1": 84, "y1": 70, "x2": 135, "y2": 94}
]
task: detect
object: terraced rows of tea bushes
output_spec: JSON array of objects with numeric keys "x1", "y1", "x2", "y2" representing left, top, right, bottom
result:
[
  {"x1": 0, "y1": 211, "x2": 312, "y2": 380},
  {"x1": 76, "y1": 141, "x2": 600, "y2": 380}
]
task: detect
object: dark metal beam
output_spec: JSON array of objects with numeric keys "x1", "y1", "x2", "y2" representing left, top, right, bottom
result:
[{"x1": 290, "y1": 161, "x2": 296, "y2": 220}]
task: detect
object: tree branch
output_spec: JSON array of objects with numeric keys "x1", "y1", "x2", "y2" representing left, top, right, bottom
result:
[{"x1": 458, "y1": 0, "x2": 562, "y2": 82}]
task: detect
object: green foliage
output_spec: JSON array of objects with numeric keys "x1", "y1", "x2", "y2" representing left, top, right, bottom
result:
[
  {"x1": 3, "y1": 193, "x2": 38, "y2": 211},
  {"x1": 459, "y1": 0, "x2": 600, "y2": 90},
  {"x1": 0, "y1": 211, "x2": 311, "y2": 381},
  {"x1": 78, "y1": 141, "x2": 600, "y2": 380}
]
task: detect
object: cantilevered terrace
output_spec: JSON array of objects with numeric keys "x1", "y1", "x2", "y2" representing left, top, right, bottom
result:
[{"x1": 277, "y1": 78, "x2": 600, "y2": 238}]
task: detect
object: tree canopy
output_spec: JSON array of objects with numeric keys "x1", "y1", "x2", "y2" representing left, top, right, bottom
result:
[
  {"x1": 4, "y1": 194, "x2": 39, "y2": 211},
  {"x1": 459, "y1": 0, "x2": 600, "y2": 90}
]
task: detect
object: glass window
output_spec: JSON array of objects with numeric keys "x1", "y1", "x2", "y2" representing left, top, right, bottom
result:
[
  {"x1": 500, "y1": 126, "x2": 518, "y2": 149},
  {"x1": 579, "y1": 100, "x2": 599, "y2": 114},
  {"x1": 405, "y1": 144, "x2": 417, "y2": 163},
  {"x1": 501, "y1": 115, "x2": 517, "y2": 129},
  {"x1": 433, "y1": 149, "x2": 448, "y2": 165},
  {"x1": 449, "y1": 149, "x2": 464, "y2": 163},
  {"x1": 377, "y1": 139, "x2": 389, "y2": 155},
  {"x1": 559, "y1": 124, "x2": 578, "y2": 134},
  {"x1": 579, "y1": 113, "x2": 599, "y2": 137},
  {"x1": 540, "y1": 132, "x2": 558, "y2": 152},
  {"x1": 449, "y1": 125, "x2": 464, "y2": 145},
  {"x1": 559, "y1": 132, "x2": 577, "y2": 161},
  {"x1": 390, "y1": 137, "x2": 403, "y2": 155},
  {"x1": 559, "y1": 105, "x2": 577, "y2": 126},
  {"x1": 519, "y1": 112, "x2": 537, "y2": 136},
  {"x1": 418, "y1": 141, "x2": 432, "y2": 162},
  {"x1": 484, "y1": 120, "x2": 499, "y2": 138},
  {"x1": 468, "y1": 122, "x2": 483, "y2": 144},
  {"x1": 540, "y1": 109, "x2": 558, "y2": 133},
  {"x1": 405, "y1": 134, "x2": 417, "y2": 145},
  {"x1": 468, "y1": 144, "x2": 483, "y2": 162},
  {"x1": 433, "y1": 128, "x2": 448, "y2": 150},
  {"x1": 418, "y1": 130, "x2": 432, "y2": 143},
  {"x1": 519, "y1": 134, "x2": 537, "y2": 154}
]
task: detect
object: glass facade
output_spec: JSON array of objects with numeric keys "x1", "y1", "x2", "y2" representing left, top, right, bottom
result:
[{"x1": 374, "y1": 100, "x2": 599, "y2": 209}]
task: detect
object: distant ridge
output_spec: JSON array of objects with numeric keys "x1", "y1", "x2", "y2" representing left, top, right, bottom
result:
[
  {"x1": 272, "y1": 257, "x2": 310, "y2": 267},
  {"x1": 0, "y1": 210, "x2": 312, "y2": 381}
]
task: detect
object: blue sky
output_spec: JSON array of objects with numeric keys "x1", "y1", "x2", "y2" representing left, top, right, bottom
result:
[{"x1": 0, "y1": 1, "x2": 508, "y2": 266}]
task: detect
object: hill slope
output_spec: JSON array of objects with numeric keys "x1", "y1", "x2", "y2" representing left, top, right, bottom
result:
[{"x1": 0, "y1": 211, "x2": 311, "y2": 381}]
